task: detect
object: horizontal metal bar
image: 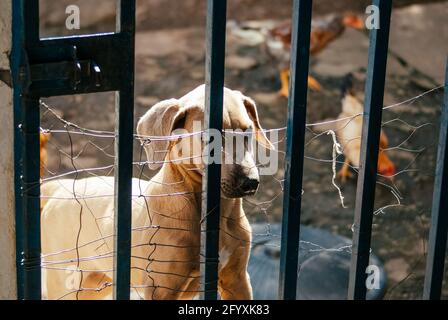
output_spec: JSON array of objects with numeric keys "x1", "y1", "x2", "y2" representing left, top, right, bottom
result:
[
  {"x1": 348, "y1": 0, "x2": 392, "y2": 300},
  {"x1": 423, "y1": 60, "x2": 448, "y2": 300},
  {"x1": 32, "y1": 33, "x2": 131, "y2": 63},
  {"x1": 278, "y1": 0, "x2": 313, "y2": 300},
  {"x1": 29, "y1": 60, "x2": 101, "y2": 90},
  {"x1": 26, "y1": 33, "x2": 133, "y2": 97},
  {"x1": 113, "y1": 0, "x2": 136, "y2": 300},
  {"x1": 201, "y1": 0, "x2": 227, "y2": 301}
]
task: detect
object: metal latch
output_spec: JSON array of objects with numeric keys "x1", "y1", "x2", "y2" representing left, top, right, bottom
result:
[{"x1": 27, "y1": 45, "x2": 102, "y2": 91}]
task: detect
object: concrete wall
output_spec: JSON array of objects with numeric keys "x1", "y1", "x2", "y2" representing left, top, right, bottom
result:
[{"x1": 0, "y1": 0, "x2": 17, "y2": 300}]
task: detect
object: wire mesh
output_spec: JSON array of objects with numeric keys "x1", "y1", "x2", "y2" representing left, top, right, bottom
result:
[{"x1": 37, "y1": 83, "x2": 445, "y2": 300}]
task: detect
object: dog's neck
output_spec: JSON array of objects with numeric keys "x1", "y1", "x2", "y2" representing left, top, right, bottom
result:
[
  {"x1": 161, "y1": 163, "x2": 241, "y2": 217},
  {"x1": 160, "y1": 162, "x2": 203, "y2": 197}
]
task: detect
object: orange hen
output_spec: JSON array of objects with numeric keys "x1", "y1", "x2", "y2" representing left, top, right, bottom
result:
[
  {"x1": 335, "y1": 75, "x2": 396, "y2": 182},
  {"x1": 266, "y1": 13, "x2": 364, "y2": 97}
]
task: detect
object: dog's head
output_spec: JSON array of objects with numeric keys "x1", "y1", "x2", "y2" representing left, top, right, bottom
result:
[{"x1": 137, "y1": 85, "x2": 274, "y2": 198}]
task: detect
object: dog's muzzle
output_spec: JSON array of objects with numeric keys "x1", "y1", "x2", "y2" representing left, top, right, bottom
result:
[
  {"x1": 221, "y1": 177, "x2": 259, "y2": 198},
  {"x1": 240, "y1": 178, "x2": 259, "y2": 195}
]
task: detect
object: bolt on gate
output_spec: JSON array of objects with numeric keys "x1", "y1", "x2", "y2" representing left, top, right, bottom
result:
[{"x1": 10, "y1": 0, "x2": 448, "y2": 300}]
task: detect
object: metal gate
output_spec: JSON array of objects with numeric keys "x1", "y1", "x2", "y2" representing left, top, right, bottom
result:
[
  {"x1": 12, "y1": 0, "x2": 135, "y2": 300},
  {"x1": 10, "y1": 0, "x2": 448, "y2": 300}
]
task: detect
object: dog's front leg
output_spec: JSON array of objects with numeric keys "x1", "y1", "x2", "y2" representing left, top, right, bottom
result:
[
  {"x1": 219, "y1": 271, "x2": 253, "y2": 300},
  {"x1": 141, "y1": 232, "x2": 201, "y2": 300},
  {"x1": 218, "y1": 245, "x2": 253, "y2": 300},
  {"x1": 144, "y1": 269, "x2": 199, "y2": 300}
]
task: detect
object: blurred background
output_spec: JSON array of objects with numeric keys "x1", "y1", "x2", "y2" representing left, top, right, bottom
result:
[{"x1": 38, "y1": 0, "x2": 448, "y2": 299}]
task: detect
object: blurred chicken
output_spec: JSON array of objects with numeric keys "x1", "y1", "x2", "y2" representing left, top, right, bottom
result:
[
  {"x1": 335, "y1": 74, "x2": 396, "y2": 182},
  {"x1": 265, "y1": 13, "x2": 364, "y2": 97},
  {"x1": 40, "y1": 132, "x2": 50, "y2": 177},
  {"x1": 313, "y1": 74, "x2": 396, "y2": 182}
]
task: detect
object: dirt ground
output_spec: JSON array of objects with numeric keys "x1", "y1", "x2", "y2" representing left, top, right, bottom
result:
[
  {"x1": 40, "y1": 2, "x2": 448, "y2": 299},
  {"x1": 39, "y1": 0, "x2": 447, "y2": 34}
]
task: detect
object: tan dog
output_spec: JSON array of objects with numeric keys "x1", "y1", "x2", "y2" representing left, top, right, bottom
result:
[{"x1": 40, "y1": 85, "x2": 274, "y2": 300}]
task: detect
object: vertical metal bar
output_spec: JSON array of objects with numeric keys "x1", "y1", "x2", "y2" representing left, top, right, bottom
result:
[
  {"x1": 201, "y1": 0, "x2": 227, "y2": 300},
  {"x1": 12, "y1": 0, "x2": 26, "y2": 300},
  {"x1": 423, "y1": 60, "x2": 448, "y2": 300},
  {"x1": 20, "y1": 97, "x2": 41, "y2": 300},
  {"x1": 348, "y1": 0, "x2": 392, "y2": 300},
  {"x1": 113, "y1": 0, "x2": 135, "y2": 300},
  {"x1": 278, "y1": 0, "x2": 313, "y2": 300},
  {"x1": 116, "y1": 0, "x2": 135, "y2": 34},
  {"x1": 11, "y1": 0, "x2": 42, "y2": 300},
  {"x1": 24, "y1": 0, "x2": 40, "y2": 46}
]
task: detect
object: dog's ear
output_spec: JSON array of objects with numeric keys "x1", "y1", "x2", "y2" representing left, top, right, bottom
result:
[
  {"x1": 136, "y1": 99, "x2": 187, "y2": 170},
  {"x1": 240, "y1": 95, "x2": 275, "y2": 150}
]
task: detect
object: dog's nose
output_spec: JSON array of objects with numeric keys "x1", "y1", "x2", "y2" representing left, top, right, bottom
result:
[{"x1": 241, "y1": 178, "x2": 259, "y2": 193}]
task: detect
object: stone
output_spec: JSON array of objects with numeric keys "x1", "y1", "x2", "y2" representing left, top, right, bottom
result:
[
  {"x1": 385, "y1": 258, "x2": 410, "y2": 282},
  {"x1": 226, "y1": 55, "x2": 258, "y2": 71}
]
